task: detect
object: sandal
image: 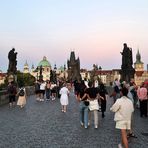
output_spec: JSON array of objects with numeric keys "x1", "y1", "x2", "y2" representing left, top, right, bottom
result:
[{"x1": 127, "y1": 133, "x2": 137, "y2": 138}]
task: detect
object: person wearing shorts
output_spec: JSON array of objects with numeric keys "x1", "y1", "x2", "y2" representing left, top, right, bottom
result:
[{"x1": 110, "y1": 87, "x2": 134, "y2": 148}]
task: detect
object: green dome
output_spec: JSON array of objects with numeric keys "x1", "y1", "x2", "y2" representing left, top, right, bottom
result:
[{"x1": 38, "y1": 56, "x2": 51, "y2": 67}]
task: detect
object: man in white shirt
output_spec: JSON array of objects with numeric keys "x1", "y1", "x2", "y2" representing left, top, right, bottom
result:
[
  {"x1": 110, "y1": 87, "x2": 134, "y2": 148},
  {"x1": 40, "y1": 81, "x2": 46, "y2": 101}
]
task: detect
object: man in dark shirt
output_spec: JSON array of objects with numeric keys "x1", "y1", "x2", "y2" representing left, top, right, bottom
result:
[
  {"x1": 7, "y1": 81, "x2": 17, "y2": 107},
  {"x1": 77, "y1": 80, "x2": 89, "y2": 129}
]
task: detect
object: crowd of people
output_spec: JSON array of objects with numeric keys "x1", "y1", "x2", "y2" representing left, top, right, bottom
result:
[
  {"x1": 6, "y1": 77, "x2": 148, "y2": 148},
  {"x1": 7, "y1": 79, "x2": 70, "y2": 112},
  {"x1": 110, "y1": 78, "x2": 147, "y2": 148},
  {"x1": 74, "y1": 78, "x2": 148, "y2": 148}
]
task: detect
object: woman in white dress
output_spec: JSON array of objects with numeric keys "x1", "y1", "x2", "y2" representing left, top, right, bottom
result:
[
  {"x1": 60, "y1": 83, "x2": 69, "y2": 112},
  {"x1": 17, "y1": 87, "x2": 27, "y2": 108}
]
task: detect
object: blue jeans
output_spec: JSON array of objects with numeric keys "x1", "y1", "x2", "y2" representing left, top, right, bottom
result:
[
  {"x1": 79, "y1": 101, "x2": 89, "y2": 128},
  {"x1": 46, "y1": 89, "x2": 51, "y2": 99}
]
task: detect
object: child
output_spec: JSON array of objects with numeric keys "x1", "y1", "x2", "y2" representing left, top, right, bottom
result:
[{"x1": 17, "y1": 87, "x2": 27, "y2": 108}]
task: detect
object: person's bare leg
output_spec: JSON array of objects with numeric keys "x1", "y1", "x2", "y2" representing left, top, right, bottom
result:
[
  {"x1": 61, "y1": 105, "x2": 64, "y2": 112},
  {"x1": 64, "y1": 105, "x2": 67, "y2": 112},
  {"x1": 121, "y1": 129, "x2": 128, "y2": 148}
]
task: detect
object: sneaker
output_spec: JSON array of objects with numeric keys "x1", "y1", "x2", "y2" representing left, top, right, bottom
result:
[
  {"x1": 127, "y1": 133, "x2": 137, "y2": 138},
  {"x1": 9, "y1": 103, "x2": 12, "y2": 108},
  {"x1": 52, "y1": 97, "x2": 55, "y2": 100},
  {"x1": 95, "y1": 125, "x2": 98, "y2": 129},
  {"x1": 80, "y1": 122, "x2": 84, "y2": 126},
  {"x1": 98, "y1": 109, "x2": 101, "y2": 112},
  {"x1": 118, "y1": 143, "x2": 123, "y2": 148},
  {"x1": 36, "y1": 98, "x2": 40, "y2": 101},
  {"x1": 84, "y1": 126, "x2": 88, "y2": 129}
]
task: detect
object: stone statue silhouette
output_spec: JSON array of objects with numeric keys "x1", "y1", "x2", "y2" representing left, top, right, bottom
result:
[
  {"x1": 120, "y1": 43, "x2": 135, "y2": 82},
  {"x1": 8, "y1": 48, "x2": 17, "y2": 74},
  {"x1": 121, "y1": 43, "x2": 133, "y2": 68}
]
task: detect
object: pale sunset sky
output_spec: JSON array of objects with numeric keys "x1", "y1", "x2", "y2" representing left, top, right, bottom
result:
[{"x1": 0, "y1": 0, "x2": 148, "y2": 72}]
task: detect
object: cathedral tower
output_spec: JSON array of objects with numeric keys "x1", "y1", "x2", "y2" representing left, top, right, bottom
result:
[
  {"x1": 23, "y1": 61, "x2": 29, "y2": 73},
  {"x1": 134, "y1": 49, "x2": 144, "y2": 71}
]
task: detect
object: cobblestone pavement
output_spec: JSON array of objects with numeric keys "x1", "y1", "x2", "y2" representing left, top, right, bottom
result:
[{"x1": 0, "y1": 91, "x2": 148, "y2": 148}]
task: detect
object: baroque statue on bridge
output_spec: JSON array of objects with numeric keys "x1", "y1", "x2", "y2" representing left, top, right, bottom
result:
[
  {"x1": 120, "y1": 43, "x2": 135, "y2": 82},
  {"x1": 8, "y1": 48, "x2": 17, "y2": 74}
]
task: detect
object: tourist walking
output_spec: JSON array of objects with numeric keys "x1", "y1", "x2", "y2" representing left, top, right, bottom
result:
[
  {"x1": 59, "y1": 83, "x2": 69, "y2": 113},
  {"x1": 130, "y1": 79, "x2": 138, "y2": 107},
  {"x1": 50, "y1": 82, "x2": 57, "y2": 100},
  {"x1": 99, "y1": 83, "x2": 108, "y2": 118},
  {"x1": 17, "y1": 87, "x2": 26, "y2": 108},
  {"x1": 82, "y1": 81, "x2": 102, "y2": 129},
  {"x1": 126, "y1": 83, "x2": 137, "y2": 138},
  {"x1": 112, "y1": 78, "x2": 121, "y2": 102},
  {"x1": 7, "y1": 81, "x2": 17, "y2": 107},
  {"x1": 137, "y1": 82, "x2": 148, "y2": 117},
  {"x1": 76, "y1": 80, "x2": 88, "y2": 128},
  {"x1": 35, "y1": 80, "x2": 41, "y2": 101},
  {"x1": 46, "y1": 80, "x2": 51, "y2": 101},
  {"x1": 110, "y1": 87, "x2": 134, "y2": 148},
  {"x1": 40, "y1": 80, "x2": 46, "y2": 101},
  {"x1": 74, "y1": 79, "x2": 81, "y2": 96}
]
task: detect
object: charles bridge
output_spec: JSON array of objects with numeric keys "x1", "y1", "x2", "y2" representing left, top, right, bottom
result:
[{"x1": 0, "y1": 88, "x2": 148, "y2": 148}]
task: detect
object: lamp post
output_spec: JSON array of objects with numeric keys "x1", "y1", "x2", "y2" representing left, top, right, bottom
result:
[
  {"x1": 35, "y1": 67, "x2": 39, "y2": 81},
  {"x1": 39, "y1": 65, "x2": 43, "y2": 81},
  {"x1": 37, "y1": 72, "x2": 38, "y2": 81},
  {"x1": 53, "y1": 64, "x2": 57, "y2": 84},
  {"x1": 64, "y1": 64, "x2": 66, "y2": 80},
  {"x1": 99, "y1": 66, "x2": 102, "y2": 80}
]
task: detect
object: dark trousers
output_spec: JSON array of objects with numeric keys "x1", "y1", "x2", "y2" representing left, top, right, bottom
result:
[
  {"x1": 9, "y1": 95, "x2": 16, "y2": 103},
  {"x1": 46, "y1": 89, "x2": 51, "y2": 99},
  {"x1": 140, "y1": 100, "x2": 148, "y2": 117}
]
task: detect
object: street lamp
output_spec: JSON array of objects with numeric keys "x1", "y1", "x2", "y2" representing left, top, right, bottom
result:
[
  {"x1": 53, "y1": 64, "x2": 57, "y2": 84},
  {"x1": 64, "y1": 64, "x2": 66, "y2": 80},
  {"x1": 99, "y1": 66, "x2": 102, "y2": 79},
  {"x1": 35, "y1": 67, "x2": 39, "y2": 80}
]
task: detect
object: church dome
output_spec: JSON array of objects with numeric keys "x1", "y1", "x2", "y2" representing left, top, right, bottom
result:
[{"x1": 38, "y1": 56, "x2": 51, "y2": 67}]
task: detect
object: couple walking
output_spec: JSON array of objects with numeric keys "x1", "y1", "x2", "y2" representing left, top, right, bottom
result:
[{"x1": 77, "y1": 81, "x2": 105, "y2": 129}]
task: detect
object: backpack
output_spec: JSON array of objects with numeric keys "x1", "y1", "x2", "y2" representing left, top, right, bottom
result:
[{"x1": 19, "y1": 89, "x2": 25, "y2": 96}]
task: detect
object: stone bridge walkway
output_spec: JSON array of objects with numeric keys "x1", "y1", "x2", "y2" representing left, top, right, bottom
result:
[{"x1": 0, "y1": 91, "x2": 148, "y2": 148}]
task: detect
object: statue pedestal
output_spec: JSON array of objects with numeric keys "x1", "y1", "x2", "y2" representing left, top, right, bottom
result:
[
  {"x1": 7, "y1": 74, "x2": 17, "y2": 84},
  {"x1": 8, "y1": 74, "x2": 14, "y2": 83}
]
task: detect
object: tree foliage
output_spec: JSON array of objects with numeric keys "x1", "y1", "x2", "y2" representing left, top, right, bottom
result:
[{"x1": 17, "y1": 71, "x2": 35, "y2": 87}]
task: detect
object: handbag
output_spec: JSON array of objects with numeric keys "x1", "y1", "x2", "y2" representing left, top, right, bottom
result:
[
  {"x1": 89, "y1": 99, "x2": 99, "y2": 111},
  {"x1": 84, "y1": 100, "x2": 89, "y2": 106}
]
